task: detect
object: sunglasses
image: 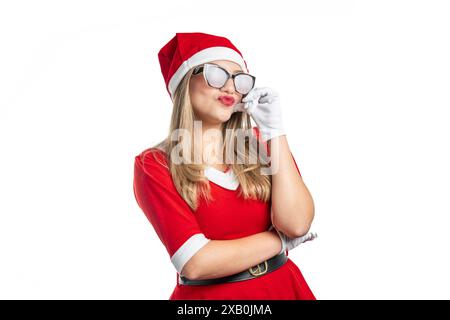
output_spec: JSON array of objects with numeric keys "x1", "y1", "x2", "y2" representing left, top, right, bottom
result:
[{"x1": 192, "y1": 63, "x2": 256, "y2": 95}]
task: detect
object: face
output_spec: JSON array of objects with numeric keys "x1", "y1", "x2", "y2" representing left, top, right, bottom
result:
[{"x1": 189, "y1": 60, "x2": 244, "y2": 128}]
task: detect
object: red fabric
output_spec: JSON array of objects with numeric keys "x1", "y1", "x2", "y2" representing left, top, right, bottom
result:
[
  {"x1": 134, "y1": 148, "x2": 206, "y2": 257},
  {"x1": 133, "y1": 129, "x2": 315, "y2": 300}
]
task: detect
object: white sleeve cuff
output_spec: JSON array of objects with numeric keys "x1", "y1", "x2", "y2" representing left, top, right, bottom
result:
[{"x1": 170, "y1": 233, "x2": 210, "y2": 274}]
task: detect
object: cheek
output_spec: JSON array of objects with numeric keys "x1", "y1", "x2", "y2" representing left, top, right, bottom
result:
[{"x1": 190, "y1": 81, "x2": 216, "y2": 111}]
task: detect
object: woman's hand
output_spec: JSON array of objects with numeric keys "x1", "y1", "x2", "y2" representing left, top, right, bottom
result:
[
  {"x1": 233, "y1": 87, "x2": 286, "y2": 142},
  {"x1": 269, "y1": 225, "x2": 317, "y2": 255}
]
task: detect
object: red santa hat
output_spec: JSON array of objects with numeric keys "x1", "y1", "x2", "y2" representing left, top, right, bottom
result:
[{"x1": 158, "y1": 32, "x2": 249, "y2": 101}]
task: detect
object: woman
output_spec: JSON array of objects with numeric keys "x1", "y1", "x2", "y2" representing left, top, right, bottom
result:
[{"x1": 133, "y1": 32, "x2": 318, "y2": 300}]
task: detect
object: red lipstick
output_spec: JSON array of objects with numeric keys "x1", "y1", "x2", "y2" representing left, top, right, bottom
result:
[{"x1": 218, "y1": 95, "x2": 235, "y2": 107}]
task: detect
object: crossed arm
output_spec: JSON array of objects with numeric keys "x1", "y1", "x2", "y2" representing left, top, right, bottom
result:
[
  {"x1": 182, "y1": 136, "x2": 315, "y2": 280},
  {"x1": 181, "y1": 229, "x2": 282, "y2": 280}
]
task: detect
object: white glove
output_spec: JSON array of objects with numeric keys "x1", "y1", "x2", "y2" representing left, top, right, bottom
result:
[
  {"x1": 233, "y1": 87, "x2": 286, "y2": 142},
  {"x1": 269, "y1": 225, "x2": 318, "y2": 255}
]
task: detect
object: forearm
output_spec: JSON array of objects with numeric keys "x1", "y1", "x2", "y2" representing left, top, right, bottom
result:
[
  {"x1": 269, "y1": 136, "x2": 315, "y2": 238},
  {"x1": 181, "y1": 230, "x2": 282, "y2": 280}
]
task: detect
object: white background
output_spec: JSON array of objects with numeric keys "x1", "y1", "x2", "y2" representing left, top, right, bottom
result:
[{"x1": 1, "y1": 0, "x2": 449, "y2": 299}]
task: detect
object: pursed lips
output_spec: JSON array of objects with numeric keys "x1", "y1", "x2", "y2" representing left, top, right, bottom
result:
[{"x1": 218, "y1": 95, "x2": 235, "y2": 106}]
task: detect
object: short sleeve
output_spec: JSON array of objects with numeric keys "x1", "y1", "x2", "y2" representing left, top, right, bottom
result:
[
  {"x1": 133, "y1": 148, "x2": 210, "y2": 274},
  {"x1": 252, "y1": 126, "x2": 302, "y2": 177}
]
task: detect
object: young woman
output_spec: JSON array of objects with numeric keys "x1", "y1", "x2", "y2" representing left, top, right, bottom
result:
[{"x1": 133, "y1": 32, "x2": 317, "y2": 300}]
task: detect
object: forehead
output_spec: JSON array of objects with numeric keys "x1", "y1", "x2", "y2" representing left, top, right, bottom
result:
[{"x1": 208, "y1": 60, "x2": 242, "y2": 73}]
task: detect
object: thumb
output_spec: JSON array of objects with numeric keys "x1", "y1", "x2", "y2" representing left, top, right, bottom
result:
[{"x1": 301, "y1": 232, "x2": 318, "y2": 243}]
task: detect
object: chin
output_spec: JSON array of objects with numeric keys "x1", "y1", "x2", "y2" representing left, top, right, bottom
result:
[
  {"x1": 212, "y1": 117, "x2": 229, "y2": 125},
  {"x1": 219, "y1": 109, "x2": 234, "y2": 121}
]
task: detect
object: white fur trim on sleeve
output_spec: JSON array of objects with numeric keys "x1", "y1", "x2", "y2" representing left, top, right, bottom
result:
[{"x1": 170, "y1": 233, "x2": 211, "y2": 275}]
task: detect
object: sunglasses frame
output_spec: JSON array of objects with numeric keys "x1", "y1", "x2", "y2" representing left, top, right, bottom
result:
[{"x1": 192, "y1": 63, "x2": 256, "y2": 95}]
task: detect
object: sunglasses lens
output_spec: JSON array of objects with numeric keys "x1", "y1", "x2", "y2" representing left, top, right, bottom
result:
[
  {"x1": 234, "y1": 74, "x2": 254, "y2": 95},
  {"x1": 204, "y1": 64, "x2": 228, "y2": 88},
  {"x1": 202, "y1": 64, "x2": 255, "y2": 95}
]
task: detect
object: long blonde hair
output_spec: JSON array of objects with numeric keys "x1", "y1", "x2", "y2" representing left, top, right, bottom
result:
[{"x1": 153, "y1": 67, "x2": 272, "y2": 211}]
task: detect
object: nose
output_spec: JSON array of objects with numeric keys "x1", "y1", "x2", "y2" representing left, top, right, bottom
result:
[{"x1": 220, "y1": 77, "x2": 236, "y2": 94}]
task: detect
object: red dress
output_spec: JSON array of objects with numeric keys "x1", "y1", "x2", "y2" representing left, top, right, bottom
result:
[{"x1": 133, "y1": 128, "x2": 316, "y2": 300}]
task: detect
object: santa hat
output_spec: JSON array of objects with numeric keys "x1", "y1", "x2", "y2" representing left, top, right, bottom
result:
[{"x1": 158, "y1": 32, "x2": 249, "y2": 100}]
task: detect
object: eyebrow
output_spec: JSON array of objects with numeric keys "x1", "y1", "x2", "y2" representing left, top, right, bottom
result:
[
  {"x1": 230, "y1": 68, "x2": 243, "y2": 74},
  {"x1": 211, "y1": 63, "x2": 243, "y2": 74}
]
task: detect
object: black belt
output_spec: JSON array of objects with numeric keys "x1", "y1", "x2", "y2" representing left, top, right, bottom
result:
[{"x1": 178, "y1": 252, "x2": 288, "y2": 286}]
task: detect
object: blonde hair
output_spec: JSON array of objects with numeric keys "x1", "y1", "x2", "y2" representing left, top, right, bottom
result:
[{"x1": 152, "y1": 67, "x2": 272, "y2": 211}]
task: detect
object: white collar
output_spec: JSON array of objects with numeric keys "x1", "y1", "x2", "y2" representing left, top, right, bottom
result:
[{"x1": 204, "y1": 166, "x2": 239, "y2": 190}]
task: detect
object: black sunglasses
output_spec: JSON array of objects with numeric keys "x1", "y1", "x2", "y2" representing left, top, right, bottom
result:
[{"x1": 192, "y1": 63, "x2": 256, "y2": 95}]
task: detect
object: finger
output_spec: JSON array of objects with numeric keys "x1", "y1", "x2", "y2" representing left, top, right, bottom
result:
[
  {"x1": 259, "y1": 95, "x2": 275, "y2": 104},
  {"x1": 263, "y1": 87, "x2": 276, "y2": 96},
  {"x1": 298, "y1": 232, "x2": 315, "y2": 243},
  {"x1": 258, "y1": 87, "x2": 271, "y2": 98},
  {"x1": 255, "y1": 87, "x2": 274, "y2": 100},
  {"x1": 306, "y1": 233, "x2": 317, "y2": 242},
  {"x1": 244, "y1": 87, "x2": 276, "y2": 105},
  {"x1": 245, "y1": 99, "x2": 258, "y2": 115},
  {"x1": 241, "y1": 91, "x2": 257, "y2": 103},
  {"x1": 242, "y1": 87, "x2": 265, "y2": 102},
  {"x1": 241, "y1": 89, "x2": 255, "y2": 102},
  {"x1": 259, "y1": 88, "x2": 279, "y2": 102}
]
